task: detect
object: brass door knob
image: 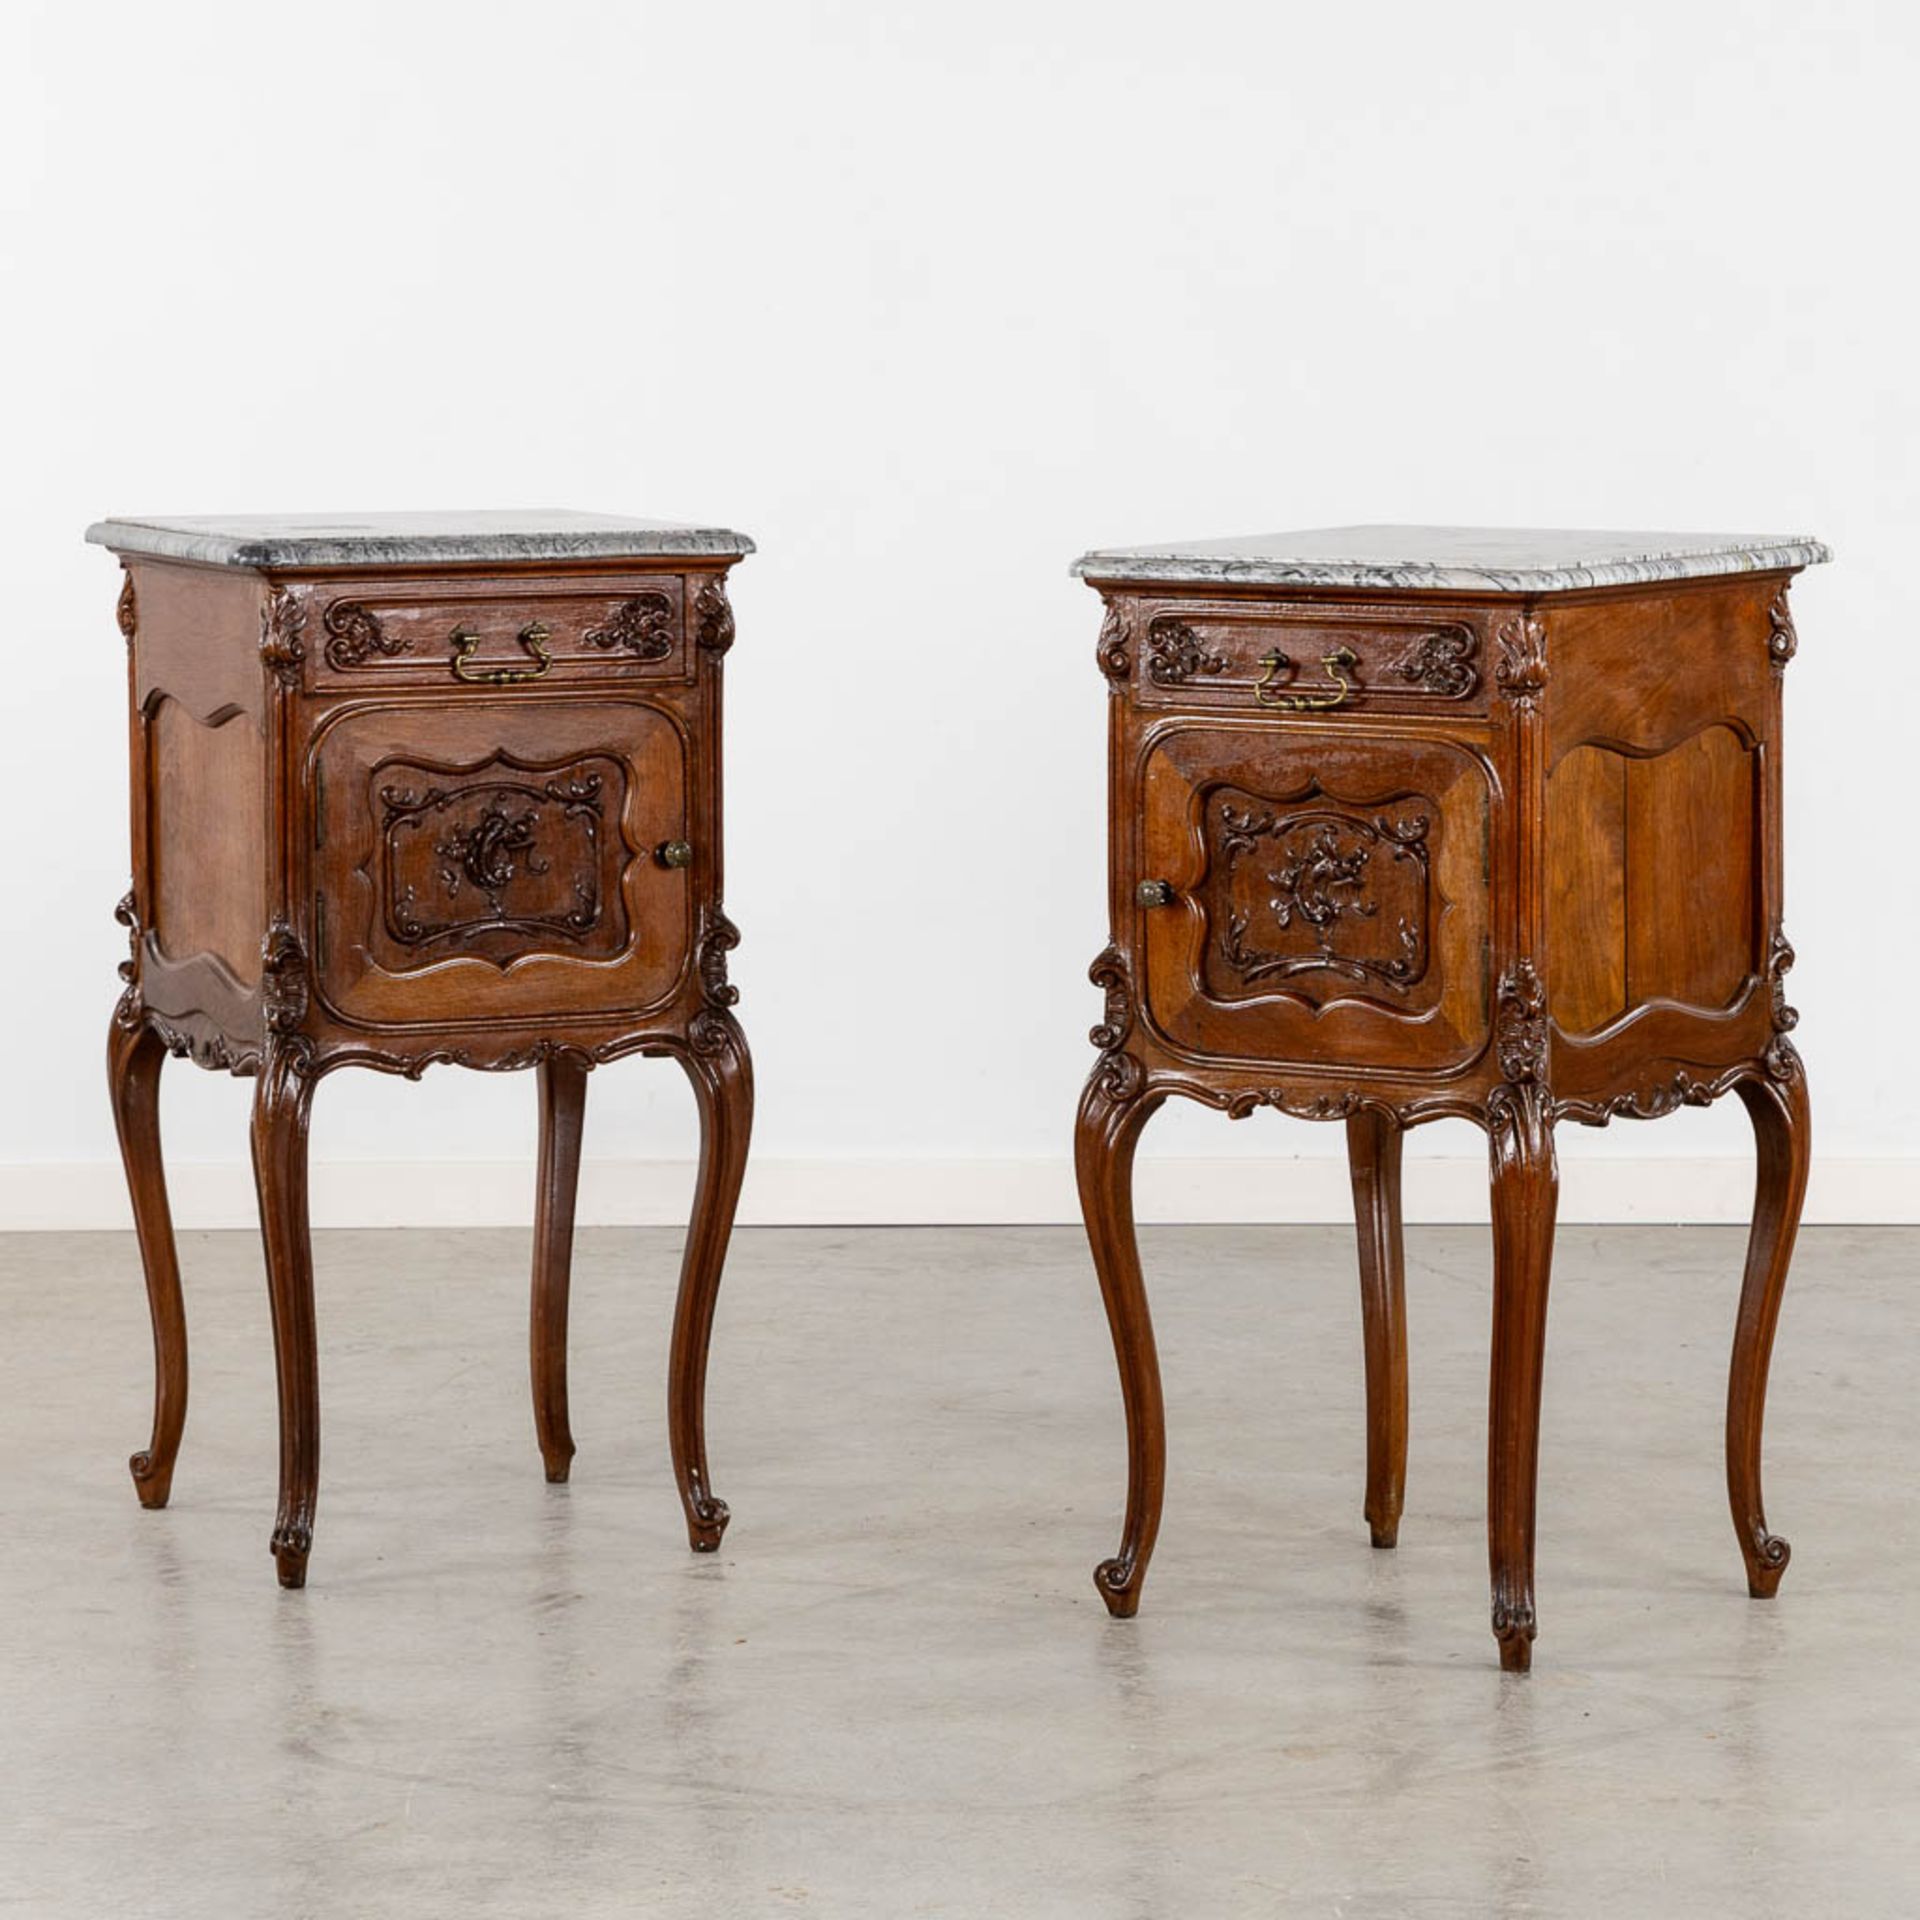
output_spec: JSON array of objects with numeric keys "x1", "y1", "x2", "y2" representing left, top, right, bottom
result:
[
  {"x1": 1136, "y1": 879, "x2": 1174, "y2": 908},
  {"x1": 659, "y1": 840, "x2": 694, "y2": 869}
]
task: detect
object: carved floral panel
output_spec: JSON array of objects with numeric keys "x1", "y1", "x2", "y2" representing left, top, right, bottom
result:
[
  {"x1": 373, "y1": 754, "x2": 629, "y2": 967},
  {"x1": 1200, "y1": 784, "x2": 1433, "y2": 999}
]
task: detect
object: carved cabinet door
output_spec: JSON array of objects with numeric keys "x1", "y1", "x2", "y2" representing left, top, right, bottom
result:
[
  {"x1": 305, "y1": 697, "x2": 692, "y2": 1030},
  {"x1": 1138, "y1": 723, "x2": 1494, "y2": 1075}
]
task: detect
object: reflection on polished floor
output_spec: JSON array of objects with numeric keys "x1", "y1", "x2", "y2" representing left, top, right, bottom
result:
[{"x1": 2, "y1": 1223, "x2": 1914, "y2": 1916}]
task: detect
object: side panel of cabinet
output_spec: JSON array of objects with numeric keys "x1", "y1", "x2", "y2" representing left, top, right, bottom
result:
[
  {"x1": 1137, "y1": 721, "x2": 1493, "y2": 1074},
  {"x1": 305, "y1": 694, "x2": 692, "y2": 1028}
]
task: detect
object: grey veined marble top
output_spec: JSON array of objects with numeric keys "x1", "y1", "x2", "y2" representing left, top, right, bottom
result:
[
  {"x1": 1072, "y1": 525, "x2": 1831, "y2": 593},
  {"x1": 86, "y1": 510, "x2": 754, "y2": 571}
]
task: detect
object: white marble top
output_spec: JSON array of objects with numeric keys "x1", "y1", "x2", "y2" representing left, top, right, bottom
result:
[
  {"x1": 1072, "y1": 525, "x2": 1831, "y2": 593},
  {"x1": 86, "y1": 510, "x2": 754, "y2": 570}
]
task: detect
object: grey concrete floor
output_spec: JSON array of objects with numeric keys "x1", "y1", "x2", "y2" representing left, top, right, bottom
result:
[{"x1": 0, "y1": 1223, "x2": 1915, "y2": 1917}]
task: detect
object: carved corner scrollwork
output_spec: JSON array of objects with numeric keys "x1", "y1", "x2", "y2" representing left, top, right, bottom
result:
[
  {"x1": 322, "y1": 600, "x2": 409, "y2": 670},
  {"x1": 113, "y1": 890, "x2": 143, "y2": 1030},
  {"x1": 584, "y1": 593, "x2": 676, "y2": 660},
  {"x1": 261, "y1": 919, "x2": 310, "y2": 1035},
  {"x1": 1096, "y1": 600, "x2": 1130, "y2": 683},
  {"x1": 1086, "y1": 944, "x2": 1145, "y2": 1105},
  {"x1": 694, "y1": 580, "x2": 735, "y2": 655},
  {"x1": 697, "y1": 904, "x2": 742, "y2": 1011},
  {"x1": 1767, "y1": 586, "x2": 1798, "y2": 673},
  {"x1": 1493, "y1": 613, "x2": 1548, "y2": 709},
  {"x1": 116, "y1": 573, "x2": 138, "y2": 646},
  {"x1": 688, "y1": 903, "x2": 745, "y2": 1059},
  {"x1": 260, "y1": 587, "x2": 307, "y2": 686},
  {"x1": 1145, "y1": 617, "x2": 1227, "y2": 686},
  {"x1": 1763, "y1": 926, "x2": 1802, "y2": 1083}
]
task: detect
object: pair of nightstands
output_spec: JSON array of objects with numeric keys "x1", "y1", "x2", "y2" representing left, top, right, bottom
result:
[{"x1": 92, "y1": 513, "x2": 1826, "y2": 1670}]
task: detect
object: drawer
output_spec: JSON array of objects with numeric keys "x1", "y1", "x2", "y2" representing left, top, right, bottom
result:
[
  {"x1": 1125, "y1": 599, "x2": 1490, "y2": 716},
  {"x1": 1136, "y1": 722, "x2": 1492, "y2": 1073},
  {"x1": 305, "y1": 696, "x2": 692, "y2": 1029},
  {"x1": 293, "y1": 574, "x2": 692, "y2": 693}
]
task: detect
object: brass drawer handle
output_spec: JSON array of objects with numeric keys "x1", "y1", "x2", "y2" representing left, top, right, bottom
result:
[
  {"x1": 658, "y1": 839, "x2": 694, "y2": 869},
  {"x1": 1255, "y1": 645, "x2": 1360, "y2": 711},
  {"x1": 1136, "y1": 879, "x2": 1174, "y2": 908},
  {"x1": 450, "y1": 621, "x2": 553, "y2": 685}
]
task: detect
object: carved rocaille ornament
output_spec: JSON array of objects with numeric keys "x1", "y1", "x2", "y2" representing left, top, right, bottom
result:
[
  {"x1": 584, "y1": 593, "x2": 676, "y2": 660},
  {"x1": 1096, "y1": 601, "x2": 1129, "y2": 682},
  {"x1": 1493, "y1": 613, "x2": 1548, "y2": 708},
  {"x1": 261, "y1": 919, "x2": 310, "y2": 1034},
  {"x1": 322, "y1": 600, "x2": 408, "y2": 670},
  {"x1": 1213, "y1": 796, "x2": 1430, "y2": 993},
  {"x1": 1763, "y1": 927, "x2": 1802, "y2": 1083},
  {"x1": 113, "y1": 890, "x2": 143, "y2": 1030},
  {"x1": 1145, "y1": 617, "x2": 1227, "y2": 686},
  {"x1": 260, "y1": 587, "x2": 307, "y2": 684},
  {"x1": 690, "y1": 903, "x2": 744, "y2": 1057},
  {"x1": 1086, "y1": 944, "x2": 1145, "y2": 1104},
  {"x1": 1395, "y1": 627, "x2": 1478, "y2": 698},
  {"x1": 694, "y1": 579, "x2": 735, "y2": 655},
  {"x1": 1494, "y1": 960, "x2": 1550, "y2": 1085},
  {"x1": 116, "y1": 572, "x2": 138, "y2": 646},
  {"x1": 1767, "y1": 586, "x2": 1798, "y2": 672}
]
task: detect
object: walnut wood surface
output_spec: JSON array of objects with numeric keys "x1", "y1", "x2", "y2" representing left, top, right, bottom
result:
[
  {"x1": 531, "y1": 1055, "x2": 588, "y2": 1484},
  {"x1": 1346, "y1": 1109, "x2": 1408, "y2": 1551},
  {"x1": 1077, "y1": 570, "x2": 1815, "y2": 1666},
  {"x1": 103, "y1": 548, "x2": 753, "y2": 1585}
]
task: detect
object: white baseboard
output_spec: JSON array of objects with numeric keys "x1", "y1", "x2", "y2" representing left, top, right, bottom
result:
[{"x1": 0, "y1": 1153, "x2": 1910, "y2": 1231}]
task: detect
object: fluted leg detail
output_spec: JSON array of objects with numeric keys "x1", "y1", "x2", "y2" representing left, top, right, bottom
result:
[{"x1": 1347, "y1": 1109, "x2": 1408, "y2": 1549}]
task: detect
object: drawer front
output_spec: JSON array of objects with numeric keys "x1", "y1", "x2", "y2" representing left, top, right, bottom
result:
[
  {"x1": 1138, "y1": 724, "x2": 1492, "y2": 1073},
  {"x1": 300, "y1": 575, "x2": 691, "y2": 692},
  {"x1": 1127, "y1": 600, "x2": 1490, "y2": 716},
  {"x1": 308, "y1": 697, "x2": 691, "y2": 1028}
]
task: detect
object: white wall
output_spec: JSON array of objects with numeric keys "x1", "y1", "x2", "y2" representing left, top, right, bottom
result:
[{"x1": 3, "y1": 0, "x2": 1914, "y2": 1229}]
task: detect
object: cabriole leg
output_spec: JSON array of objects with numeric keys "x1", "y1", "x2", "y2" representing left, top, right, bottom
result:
[
  {"x1": 1486, "y1": 1087, "x2": 1557, "y2": 1672},
  {"x1": 1729, "y1": 1063, "x2": 1811, "y2": 1596},
  {"x1": 1347, "y1": 1109, "x2": 1408, "y2": 1548},
  {"x1": 1078, "y1": 1064, "x2": 1166, "y2": 1618},
  {"x1": 667, "y1": 1015, "x2": 753, "y2": 1551},
  {"x1": 108, "y1": 1015, "x2": 187, "y2": 1509},
  {"x1": 251, "y1": 1042, "x2": 318, "y2": 1589},
  {"x1": 531, "y1": 1055, "x2": 589, "y2": 1484}
]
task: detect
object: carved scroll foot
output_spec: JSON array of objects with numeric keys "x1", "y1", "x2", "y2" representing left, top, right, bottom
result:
[
  {"x1": 109, "y1": 1012, "x2": 188, "y2": 1511},
  {"x1": 531, "y1": 1056, "x2": 588, "y2": 1485},
  {"x1": 1078, "y1": 1050, "x2": 1166, "y2": 1621},
  {"x1": 1730, "y1": 1060, "x2": 1810, "y2": 1598},
  {"x1": 1486, "y1": 1083, "x2": 1557, "y2": 1671},
  {"x1": 272, "y1": 1521, "x2": 313, "y2": 1591},
  {"x1": 1347, "y1": 1109, "x2": 1408, "y2": 1549},
  {"x1": 667, "y1": 1011, "x2": 752, "y2": 1553},
  {"x1": 252, "y1": 1042, "x2": 319, "y2": 1590}
]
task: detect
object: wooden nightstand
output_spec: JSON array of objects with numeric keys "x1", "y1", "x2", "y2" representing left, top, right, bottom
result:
[
  {"x1": 92, "y1": 511, "x2": 755, "y2": 1588},
  {"x1": 1072, "y1": 525, "x2": 1830, "y2": 1669}
]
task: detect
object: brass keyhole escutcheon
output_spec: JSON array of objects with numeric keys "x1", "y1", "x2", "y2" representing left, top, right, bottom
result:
[
  {"x1": 1254, "y1": 644, "x2": 1361, "y2": 711},
  {"x1": 450, "y1": 621, "x2": 554, "y2": 685},
  {"x1": 658, "y1": 840, "x2": 695, "y2": 869},
  {"x1": 1136, "y1": 879, "x2": 1174, "y2": 908}
]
